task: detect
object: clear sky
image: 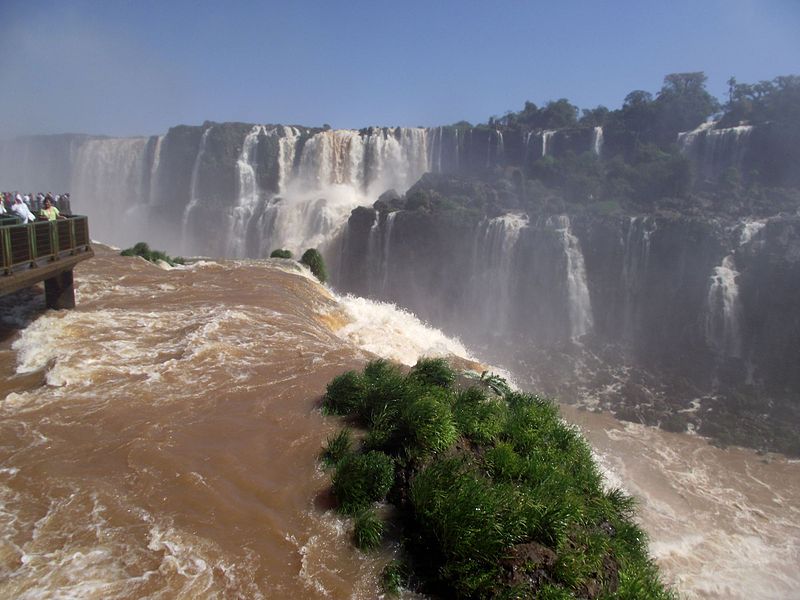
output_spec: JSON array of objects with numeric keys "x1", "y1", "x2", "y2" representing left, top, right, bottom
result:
[{"x1": 1, "y1": 0, "x2": 798, "y2": 138}]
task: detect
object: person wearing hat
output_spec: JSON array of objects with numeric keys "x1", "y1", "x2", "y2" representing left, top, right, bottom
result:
[{"x1": 12, "y1": 195, "x2": 36, "y2": 223}]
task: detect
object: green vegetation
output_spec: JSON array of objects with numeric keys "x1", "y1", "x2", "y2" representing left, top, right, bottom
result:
[
  {"x1": 120, "y1": 242, "x2": 185, "y2": 266},
  {"x1": 331, "y1": 450, "x2": 394, "y2": 515},
  {"x1": 269, "y1": 248, "x2": 293, "y2": 259},
  {"x1": 353, "y1": 508, "x2": 384, "y2": 550},
  {"x1": 300, "y1": 248, "x2": 328, "y2": 283},
  {"x1": 721, "y1": 75, "x2": 800, "y2": 128},
  {"x1": 319, "y1": 358, "x2": 673, "y2": 598},
  {"x1": 319, "y1": 428, "x2": 353, "y2": 468}
]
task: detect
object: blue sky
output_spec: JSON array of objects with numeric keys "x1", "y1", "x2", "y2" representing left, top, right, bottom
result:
[{"x1": 1, "y1": 0, "x2": 798, "y2": 137}]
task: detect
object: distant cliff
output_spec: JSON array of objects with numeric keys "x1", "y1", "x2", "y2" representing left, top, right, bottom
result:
[{"x1": 334, "y1": 174, "x2": 800, "y2": 455}]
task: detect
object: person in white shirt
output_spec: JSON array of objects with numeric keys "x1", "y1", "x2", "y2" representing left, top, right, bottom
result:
[{"x1": 11, "y1": 196, "x2": 36, "y2": 223}]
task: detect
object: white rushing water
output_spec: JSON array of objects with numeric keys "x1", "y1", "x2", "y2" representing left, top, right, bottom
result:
[
  {"x1": 181, "y1": 127, "x2": 213, "y2": 253},
  {"x1": 592, "y1": 126, "x2": 604, "y2": 157},
  {"x1": 705, "y1": 255, "x2": 742, "y2": 357},
  {"x1": 542, "y1": 130, "x2": 556, "y2": 157},
  {"x1": 548, "y1": 215, "x2": 594, "y2": 340},
  {"x1": 620, "y1": 217, "x2": 657, "y2": 340},
  {"x1": 473, "y1": 214, "x2": 528, "y2": 333},
  {"x1": 678, "y1": 121, "x2": 753, "y2": 181},
  {"x1": 226, "y1": 126, "x2": 263, "y2": 257},
  {"x1": 71, "y1": 137, "x2": 151, "y2": 247}
]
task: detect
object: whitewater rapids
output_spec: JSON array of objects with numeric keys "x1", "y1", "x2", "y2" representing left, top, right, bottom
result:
[{"x1": 0, "y1": 247, "x2": 797, "y2": 598}]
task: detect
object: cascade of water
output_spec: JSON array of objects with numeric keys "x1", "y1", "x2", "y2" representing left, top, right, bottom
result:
[
  {"x1": 380, "y1": 212, "x2": 397, "y2": 295},
  {"x1": 454, "y1": 128, "x2": 460, "y2": 171},
  {"x1": 677, "y1": 120, "x2": 716, "y2": 152},
  {"x1": 739, "y1": 219, "x2": 766, "y2": 246},
  {"x1": 426, "y1": 126, "x2": 444, "y2": 173},
  {"x1": 472, "y1": 214, "x2": 529, "y2": 335},
  {"x1": 226, "y1": 126, "x2": 263, "y2": 257},
  {"x1": 621, "y1": 217, "x2": 657, "y2": 339},
  {"x1": 592, "y1": 126, "x2": 604, "y2": 157},
  {"x1": 705, "y1": 254, "x2": 743, "y2": 357},
  {"x1": 678, "y1": 121, "x2": 753, "y2": 180},
  {"x1": 277, "y1": 126, "x2": 300, "y2": 193},
  {"x1": 548, "y1": 215, "x2": 594, "y2": 340},
  {"x1": 523, "y1": 131, "x2": 533, "y2": 165},
  {"x1": 542, "y1": 130, "x2": 555, "y2": 157},
  {"x1": 148, "y1": 135, "x2": 163, "y2": 205},
  {"x1": 71, "y1": 137, "x2": 150, "y2": 246},
  {"x1": 181, "y1": 127, "x2": 212, "y2": 252},
  {"x1": 249, "y1": 128, "x2": 431, "y2": 257},
  {"x1": 366, "y1": 212, "x2": 381, "y2": 294}
]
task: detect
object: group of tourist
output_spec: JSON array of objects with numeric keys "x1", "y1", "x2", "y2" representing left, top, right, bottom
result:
[{"x1": 0, "y1": 192, "x2": 70, "y2": 223}]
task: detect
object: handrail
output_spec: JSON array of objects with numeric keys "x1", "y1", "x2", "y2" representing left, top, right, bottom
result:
[{"x1": 1, "y1": 216, "x2": 91, "y2": 275}]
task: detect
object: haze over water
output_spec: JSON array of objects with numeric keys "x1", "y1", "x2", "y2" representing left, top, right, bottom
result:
[{"x1": 0, "y1": 247, "x2": 797, "y2": 598}]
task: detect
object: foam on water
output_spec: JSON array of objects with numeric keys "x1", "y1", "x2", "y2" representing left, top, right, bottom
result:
[
  {"x1": 598, "y1": 422, "x2": 800, "y2": 599},
  {"x1": 332, "y1": 294, "x2": 476, "y2": 366}
]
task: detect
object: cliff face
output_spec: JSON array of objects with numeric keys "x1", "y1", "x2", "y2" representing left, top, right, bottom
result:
[
  {"x1": 2, "y1": 119, "x2": 795, "y2": 255},
  {"x1": 336, "y1": 205, "x2": 800, "y2": 454}
]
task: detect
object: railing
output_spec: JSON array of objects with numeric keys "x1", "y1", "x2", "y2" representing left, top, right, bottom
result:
[{"x1": 1, "y1": 216, "x2": 91, "y2": 275}]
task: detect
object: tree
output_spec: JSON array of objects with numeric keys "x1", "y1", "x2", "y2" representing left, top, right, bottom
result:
[
  {"x1": 653, "y1": 72, "x2": 720, "y2": 143},
  {"x1": 579, "y1": 105, "x2": 610, "y2": 127},
  {"x1": 539, "y1": 99, "x2": 579, "y2": 129}
]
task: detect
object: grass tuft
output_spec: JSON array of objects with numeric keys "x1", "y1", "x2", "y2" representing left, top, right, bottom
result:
[
  {"x1": 353, "y1": 508, "x2": 384, "y2": 550},
  {"x1": 322, "y1": 371, "x2": 366, "y2": 416},
  {"x1": 411, "y1": 357, "x2": 456, "y2": 389},
  {"x1": 332, "y1": 450, "x2": 394, "y2": 515},
  {"x1": 319, "y1": 428, "x2": 353, "y2": 468}
]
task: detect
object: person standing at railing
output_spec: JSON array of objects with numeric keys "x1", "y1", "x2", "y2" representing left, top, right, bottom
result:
[
  {"x1": 12, "y1": 196, "x2": 36, "y2": 223},
  {"x1": 40, "y1": 198, "x2": 65, "y2": 221}
]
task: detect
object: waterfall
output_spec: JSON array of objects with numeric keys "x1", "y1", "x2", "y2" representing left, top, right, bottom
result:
[
  {"x1": 492, "y1": 130, "x2": 505, "y2": 166},
  {"x1": 226, "y1": 126, "x2": 263, "y2": 257},
  {"x1": 181, "y1": 127, "x2": 212, "y2": 252},
  {"x1": 277, "y1": 126, "x2": 300, "y2": 193},
  {"x1": 548, "y1": 215, "x2": 593, "y2": 340},
  {"x1": 524, "y1": 131, "x2": 533, "y2": 165},
  {"x1": 71, "y1": 137, "x2": 150, "y2": 247},
  {"x1": 148, "y1": 135, "x2": 163, "y2": 205},
  {"x1": 592, "y1": 126, "x2": 604, "y2": 157},
  {"x1": 473, "y1": 214, "x2": 528, "y2": 335},
  {"x1": 678, "y1": 121, "x2": 752, "y2": 181},
  {"x1": 621, "y1": 217, "x2": 657, "y2": 340},
  {"x1": 705, "y1": 255, "x2": 742, "y2": 358},
  {"x1": 366, "y1": 211, "x2": 398, "y2": 296},
  {"x1": 247, "y1": 127, "x2": 431, "y2": 257},
  {"x1": 542, "y1": 130, "x2": 555, "y2": 157},
  {"x1": 380, "y1": 212, "x2": 397, "y2": 294}
]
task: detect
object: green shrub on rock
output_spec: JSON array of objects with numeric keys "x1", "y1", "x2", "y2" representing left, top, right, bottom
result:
[
  {"x1": 332, "y1": 450, "x2": 394, "y2": 515},
  {"x1": 120, "y1": 241, "x2": 185, "y2": 267},
  {"x1": 317, "y1": 359, "x2": 674, "y2": 599},
  {"x1": 322, "y1": 371, "x2": 366, "y2": 415},
  {"x1": 400, "y1": 390, "x2": 457, "y2": 457},
  {"x1": 300, "y1": 248, "x2": 327, "y2": 283},
  {"x1": 411, "y1": 357, "x2": 456, "y2": 389},
  {"x1": 269, "y1": 248, "x2": 292, "y2": 259}
]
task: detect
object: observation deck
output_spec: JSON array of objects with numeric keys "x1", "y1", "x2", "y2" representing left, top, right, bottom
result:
[{"x1": 0, "y1": 215, "x2": 93, "y2": 309}]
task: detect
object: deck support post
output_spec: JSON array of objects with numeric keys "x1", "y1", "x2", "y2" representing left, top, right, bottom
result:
[{"x1": 45, "y1": 268, "x2": 75, "y2": 309}]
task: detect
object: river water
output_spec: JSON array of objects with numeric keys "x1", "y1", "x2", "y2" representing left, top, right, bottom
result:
[{"x1": 1, "y1": 246, "x2": 797, "y2": 598}]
